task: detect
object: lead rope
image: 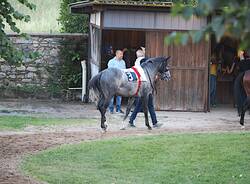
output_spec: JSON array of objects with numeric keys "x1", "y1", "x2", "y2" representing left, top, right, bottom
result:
[{"x1": 145, "y1": 67, "x2": 157, "y2": 95}]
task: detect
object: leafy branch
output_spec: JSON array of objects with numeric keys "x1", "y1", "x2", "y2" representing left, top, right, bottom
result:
[
  {"x1": 0, "y1": 0, "x2": 38, "y2": 64},
  {"x1": 166, "y1": 0, "x2": 250, "y2": 49}
]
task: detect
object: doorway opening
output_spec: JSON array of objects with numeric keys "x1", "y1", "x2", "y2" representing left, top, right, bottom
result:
[
  {"x1": 100, "y1": 30, "x2": 146, "y2": 106},
  {"x1": 211, "y1": 35, "x2": 238, "y2": 106},
  {"x1": 101, "y1": 30, "x2": 145, "y2": 70}
]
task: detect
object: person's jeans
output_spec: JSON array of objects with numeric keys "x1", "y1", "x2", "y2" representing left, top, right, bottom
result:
[
  {"x1": 109, "y1": 96, "x2": 122, "y2": 112},
  {"x1": 210, "y1": 74, "x2": 217, "y2": 105},
  {"x1": 129, "y1": 94, "x2": 157, "y2": 125}
]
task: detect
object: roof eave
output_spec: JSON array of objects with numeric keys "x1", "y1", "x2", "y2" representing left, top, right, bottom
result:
[{"x1": 69, "y1": 2, "x2": 172, "y2": 14}]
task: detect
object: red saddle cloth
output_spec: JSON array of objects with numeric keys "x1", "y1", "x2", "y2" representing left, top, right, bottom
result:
[
  {"x1": 243, "y1": 70, "x2": 250, "y2": 96},
  {"x1": 131, "y1": 66, "x2": 141, "y2": 96}
]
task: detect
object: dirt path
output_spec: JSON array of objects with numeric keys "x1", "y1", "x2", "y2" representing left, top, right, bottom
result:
[{"x1": 0, "y1": 99, "x2": 249, "y2": 184}]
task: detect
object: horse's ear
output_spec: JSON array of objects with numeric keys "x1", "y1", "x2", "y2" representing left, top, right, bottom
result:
[
  {"x1": 166, "y1": 56, "x2": 171, "y2": 62},
  {"x1": 147, "y1": 59, "x2": 153, "y2": 64}
]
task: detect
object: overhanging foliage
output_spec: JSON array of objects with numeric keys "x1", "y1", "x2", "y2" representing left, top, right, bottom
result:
[
  {"x1": 167, "y1": 0, "x2": 250, "y2": 49},
  {"x1": 0, "y1": 0, "x2": 39, "y2": 64},
  {"x1": 58, "y1": 0, "x2": 88, "y2": 33}
]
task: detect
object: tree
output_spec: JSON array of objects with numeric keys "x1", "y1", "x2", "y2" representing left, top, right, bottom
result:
[
  {"x1": 58, "y1": 0, "x2": 88, "y2": 33},
  {"x1": 57, "y1": 0, "x2": 89, "y2": 91},
  {"x1": 0, "y1": 0, "x2": 36, "y2": 64},
  {"x1": 167, "y1": 0, "x2": 250, "y2": 49}
]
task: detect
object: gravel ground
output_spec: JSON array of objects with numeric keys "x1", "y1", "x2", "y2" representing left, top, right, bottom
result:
[{"x1": 0, "y1": 98, "x2": 249, "y2": 184}]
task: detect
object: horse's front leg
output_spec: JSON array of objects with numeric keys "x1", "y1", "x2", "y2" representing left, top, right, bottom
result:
[{"x1": 142, "y1": 96, "x2": 151, "y2": 130}]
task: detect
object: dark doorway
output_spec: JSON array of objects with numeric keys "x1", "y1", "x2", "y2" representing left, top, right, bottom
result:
[
  {"x1": 212, "y1": 35, "x2": 238, "y2": 105},
  {"x1": 101, "y1": 30, "x2": 145, "y2": 70}
]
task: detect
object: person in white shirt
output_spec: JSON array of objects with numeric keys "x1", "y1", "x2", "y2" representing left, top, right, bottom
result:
[
  {"x1": 129, "y1": 47, "x2": 161, "y2": 128},
  {"x1": 134, "y1": 49, "x2": 145, "y2": 67}
]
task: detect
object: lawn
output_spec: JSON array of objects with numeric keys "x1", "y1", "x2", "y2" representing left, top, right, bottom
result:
[
  {"x1": 5, "y1": 0, "x2": 61, "y2": 33},
  {"x1": 0, "y1": 116, "x2": 96, "y2": 130},
  {"x1": 21, "y1": 132, "x2": 250, "y2": 184}
]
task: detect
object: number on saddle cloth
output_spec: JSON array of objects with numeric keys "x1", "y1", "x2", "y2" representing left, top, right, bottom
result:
[{"x1": 125, "y1": 71, "x2": 138, "y2": 82}]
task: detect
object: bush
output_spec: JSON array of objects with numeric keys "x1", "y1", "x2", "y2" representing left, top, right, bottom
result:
[
  {"x1": 58, "y1": 0, "x2": 88, "y2": 33},
  {"x1": 55, "y1": 0, "x2": 89, "y2": 100},
  {"x1": 56, "y1": 37, "x2": 88, "y2": 87}
]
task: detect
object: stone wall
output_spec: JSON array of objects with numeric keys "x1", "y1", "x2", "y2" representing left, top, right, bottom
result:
[{"x1": 0, "y1": 33, "x2": 88, "y2": 98}]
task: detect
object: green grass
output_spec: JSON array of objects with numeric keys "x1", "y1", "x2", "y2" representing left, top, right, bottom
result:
[
  {"x1": 5, "y1": 0, "x2": 61, "y2": 33},
  {"x1": 0, "y1": 116, "x2": 96, "y2": 130},
  {"x1": 21, "y1": 132, "x2": 250, "y2": 184}
]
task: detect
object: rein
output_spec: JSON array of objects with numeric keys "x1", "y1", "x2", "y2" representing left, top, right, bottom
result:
[{"x1": 145, "y1": 67, "x2": 157, "y2": 94}]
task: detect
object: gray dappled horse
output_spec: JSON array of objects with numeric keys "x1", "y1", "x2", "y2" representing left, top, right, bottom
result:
[{"x1": 88, "y1": 57, "x2": 171, "y2": 131}]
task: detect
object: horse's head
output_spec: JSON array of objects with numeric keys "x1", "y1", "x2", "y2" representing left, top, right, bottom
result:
[
  {"x1": 142, "y1": 56, "x2": 171, "y2": 81},
  {"x1": 157, "y1": 56, "x2": 171, "y2": 81}
]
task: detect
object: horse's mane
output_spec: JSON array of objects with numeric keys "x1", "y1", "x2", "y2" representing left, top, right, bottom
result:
[{"x1": 141, "y1": 57, "x2": 167, "y2": 69}]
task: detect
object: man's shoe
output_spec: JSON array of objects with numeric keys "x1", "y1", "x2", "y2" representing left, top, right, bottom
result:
[
  {"x1": 117, "y1": 109, "x2": 124, "y2": 114},
  {"x1": 153, "y1": 123, "x2": 163, "y2": 128},
  {"x1": 128, "y1": 123, "x2": 136, "y2": 128}
]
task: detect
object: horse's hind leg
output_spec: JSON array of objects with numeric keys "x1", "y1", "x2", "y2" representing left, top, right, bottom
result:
[
  {"x1": 120, "y1": 97, "x2": 135, "y2": 130},
  {"x1": 123, "y1": 97, "x2": 135, "y2": 121},
  {"x1": 141, "y1": 96, "x2": 151, "y2": 130},
  {"x1": 98, "y1": 98, "x2": 109, "y2": 131}
]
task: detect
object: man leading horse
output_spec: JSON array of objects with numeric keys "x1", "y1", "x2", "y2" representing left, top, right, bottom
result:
[{"x1": 88, "y1": 55, "x2": 171, "y2": 131}]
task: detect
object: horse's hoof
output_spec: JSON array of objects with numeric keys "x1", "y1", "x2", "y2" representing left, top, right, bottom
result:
[
  {"x1": 101, "y1": 124, "x2": 107, "y2": 131},
  {"x1": 240, "y1": 121, "x2": 244, "y2": 126},
  {"x1": 120, "y1": 127, "x2": 126, "y2": 130},
  {"x1": 147, "y1": 126, "x2": 152, "y2": 130},
  {"x1": 241, "y1": 125, "x2": 245, "y2": 130},
  {"x1": 101, "y1": 129, "x2": 107, "y2": 133}
]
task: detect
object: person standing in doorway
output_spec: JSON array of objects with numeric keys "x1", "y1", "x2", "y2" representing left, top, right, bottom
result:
[
  {"x1": 108, "y1": 50, "x2": 126, "y2": 113},
  {"x1": 210, "y1": 54, "x2": 218, "y2": 107}
]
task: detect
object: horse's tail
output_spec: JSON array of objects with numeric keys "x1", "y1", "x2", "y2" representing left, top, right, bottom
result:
[
  {"x1": 234, "y1": 72, "x2": 246, "y2": 116},
  {"x1": 88, "y1": 72, "x2": 103, "y2": 105}
]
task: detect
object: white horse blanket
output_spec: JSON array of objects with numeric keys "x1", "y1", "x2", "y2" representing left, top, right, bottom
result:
[{"x1": 122, "y1": 65, "x2": 147, "y2": 82}]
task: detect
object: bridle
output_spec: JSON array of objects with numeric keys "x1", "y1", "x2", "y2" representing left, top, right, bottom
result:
[{"x1": 143, "y1": 57, "x2": 171, "y2": 94}]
